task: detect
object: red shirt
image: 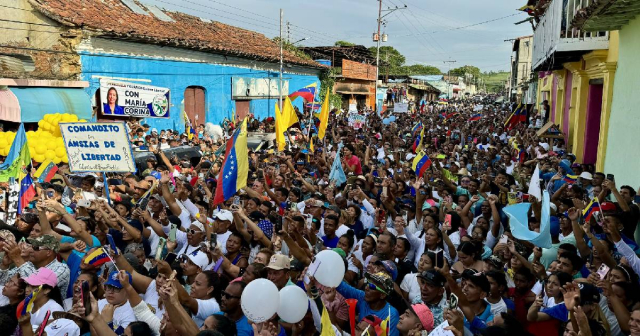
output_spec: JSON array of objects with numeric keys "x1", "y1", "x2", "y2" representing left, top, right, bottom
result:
[{"x1": 345, "y1": 155, "x2": 362, "y2": 175}]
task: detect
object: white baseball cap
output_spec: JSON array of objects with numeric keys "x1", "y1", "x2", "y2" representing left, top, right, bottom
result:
[
  {"x1": 214, "y1": 209, "x2": 234, "y2": 223},
  {"x1": 579, "y1": 172, "x2": 593, "y2": 180},
  {"x1": 186, "y1": 251, "x2": 210, "y2": 270},
  {"x1": 44, "y1": 318, "x2": 80, "y2": 336}
]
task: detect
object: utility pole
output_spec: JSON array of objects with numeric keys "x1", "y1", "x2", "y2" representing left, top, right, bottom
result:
[
  {"x1": 385, "y1": 51, "x2": 389, "y2": 83},
  {"x1": 374, "y1": 1, "x2": 406, "y2": 111},
  {"x1": 504, "y1": 38, "x2": 517, "y2": 101},
  {"x1": 443, "y1": 60, "x2": 456, "y2": 98},
  {"x1": 279, "y1": 9, "x2": 284, "y2": 114}
]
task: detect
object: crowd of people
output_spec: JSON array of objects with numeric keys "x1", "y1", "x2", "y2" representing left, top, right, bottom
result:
[{"x1": 0, "y1": 95, "x2": 639, "y2": 336}]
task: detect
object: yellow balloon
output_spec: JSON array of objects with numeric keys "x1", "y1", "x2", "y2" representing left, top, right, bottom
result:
[
  {"x1": 45, "y1": 150, "x2": 56, "y2": 160},
  {"x1": 79, "y1": 119, "x2": 86, "y2": 122},
  {"x1": 70, "y1": 114, "x2": 79, "y2": 121},
  {"x1": 55, "y1": 147, "x2": 66, "y2": 157},
  {"x1": 46, "y1": 141, "x2": 57, "y2": 150},
  {"x1": 35, "y1": 144, "x2": 47, "y2": 155},
  {"x1": 53, "y1": 156, "x2": 62, "y2": 164},
  {"x1": 33, "y1": 154, "x2": 45, "y2": 163},
  {"x1": 1, "y1": 148, "x2": 8, "y2": 157},
  {"x1": 61, "y1": 155, "x2": 69, "y2": 163},
  {"x1": 0, "y1": 139, "x2": 7, "y2": 149}
]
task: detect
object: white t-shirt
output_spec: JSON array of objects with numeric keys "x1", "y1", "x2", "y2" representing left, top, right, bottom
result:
[
  {"x1": 400, "y1": 273, "x2": 421, "y2": 303},
  {"x1": 486, "y1": 297, "x2": 508, "y2": 316},
  {"x1": 144, "y1": 280, "x2": 165, "y2": 319},
  {"x1": 193, "y1": 298, "x2": 221, "y2": 328},
  {"x1": 0, "y1": 286, "x2": 9, "y2": 306},
  {"x1": 98, "y1": 299, "x2": 137, "y2": 330},
  {"x1": 31, "y1": 299, "x2": 64, "y2": 331}
]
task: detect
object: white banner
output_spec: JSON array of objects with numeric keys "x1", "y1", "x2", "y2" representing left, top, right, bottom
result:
[
  {"x1": 348, "y1": 113, "x2": 366, "y2": 130},
  {"x1": 394, "y1": 102, "x2": 408, "y2": 113},
  {"x1": 99, "y1": 79, "x2": 170, "y2": 118},
  {"x1": 473, "y1": 104, "x2": 484, "y2": 111},
  {"x1": 5, "y1": 178, "x2": 19, "y2": 226},
  {"x1": 348, "y1": 103, "x2": 357, "y2": 113},
  {"x1": 60, "y1": 122, "x2": 136, "y2": 173}
]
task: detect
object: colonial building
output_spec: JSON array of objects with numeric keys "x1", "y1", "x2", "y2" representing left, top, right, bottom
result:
[
  {"x1": 572, "y1": 0, "x2": 640, "y2": 188},
  {"x1": 0, "y1": 0, "x2": 325, "y2": 130}
]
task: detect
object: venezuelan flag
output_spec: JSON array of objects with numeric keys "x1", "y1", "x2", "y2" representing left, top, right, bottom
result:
[
  {"x1": 412, "y1": 128, "x2": 424, "y2": 153},
  {"x1": 563, "y1": 174, "x2": 578, "y2": 184},
  {"x1": 34, "y1": 160, "x2": 58, "y2": 183},
  {"x1": 17, "y1": 285, "x2": 42, "y2": 318},
  {"x1": 289, "y1": 83, "x2": 317, "y2": 102},
  {"x1": 468, "y1": 114, "x2": 482, "y2": 121},
  {"x1": 84, "y1": 247, "x2": 111, "y2": 266},
  {"x1": 412, "y1": 151, "x2": 432, "y2": 178},
  {"x1": 305, "y1": 101, "x2": 322, "y2": 110},
  {"x1": 213, "y1": 119, "x2": 248, "y2": 204},
  {"x1": 583, "y1": 198, "x2": 601, "y2": 222},
  {"x1": 0, "y1": 124, "x2": 30, "y2": 183},
  {"x1": 18, "y1": 174, "x2": 36, "y2": 215},
  {"x1": 411, "y1": 121, "x2": 423, "y2": 136},
  {"x1": 505, "y1": 104, "x2": 523, "y2": 130},
  {"x1": 445, "y1": 112, "x2": 459, "y2": 120}
]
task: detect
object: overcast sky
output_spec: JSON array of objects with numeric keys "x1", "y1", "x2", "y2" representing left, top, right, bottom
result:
[{"x1": 149, "y1": 0, "x2": 533, "y2": 73}]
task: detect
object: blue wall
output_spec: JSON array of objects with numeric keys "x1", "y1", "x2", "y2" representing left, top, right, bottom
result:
[{"x1": 80, "y1": 53, "x2": 320, "y2": 130}]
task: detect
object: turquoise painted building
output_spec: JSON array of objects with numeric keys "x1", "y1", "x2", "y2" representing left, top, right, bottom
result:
[{"x1": 0, "y1": 0, "x2": 325, "y2": 131}]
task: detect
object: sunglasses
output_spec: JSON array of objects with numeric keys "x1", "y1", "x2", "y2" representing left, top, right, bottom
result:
[
  {"x1": 363, "y1": 278, "x2": 388, "y2": 294},
  {"x1": 188, "y1": 229, "x2": 203, "y2": 235},
  {"x1": 221, "y1": 291, "x2": 241, "y2": 299},
  {"x1": 32, "y1": 245, "x2": 50, "y2": 252}
]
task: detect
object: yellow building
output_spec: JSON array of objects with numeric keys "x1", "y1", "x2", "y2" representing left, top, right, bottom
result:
[{"x1": 530, "y1": 0, "x2": 617, "y2": 170}]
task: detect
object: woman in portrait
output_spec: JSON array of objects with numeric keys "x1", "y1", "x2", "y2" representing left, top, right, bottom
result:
[{"x1": 103, "y1": 87, "x2": 125, "y2": 115}]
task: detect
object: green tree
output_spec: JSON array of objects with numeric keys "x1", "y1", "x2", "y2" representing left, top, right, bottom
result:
[
  {"x1": 334, "y1": 40, "x2": 356, "y2": 47},
  {"x1": 368, "y1": 46, "x2": 406, "y2": 75},
  {"x1": 450, "y1": 65, "x2": 481, "y2": 78},
  {"x1": 403, "y1": 64, "x2": 442, "y2": 75}
]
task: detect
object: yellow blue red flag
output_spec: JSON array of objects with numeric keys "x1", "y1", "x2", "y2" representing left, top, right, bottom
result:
[{"x1": 214, "y1": 119, "x2": 248, "y2": 204}]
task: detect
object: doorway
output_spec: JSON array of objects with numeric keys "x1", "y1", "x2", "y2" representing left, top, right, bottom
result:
[
  {"x1": 184, "y1": 86, "x2": 205, "y2": 125},
  {"x1": 582, "y1": 83, "x2": 604, "y2": 164}
]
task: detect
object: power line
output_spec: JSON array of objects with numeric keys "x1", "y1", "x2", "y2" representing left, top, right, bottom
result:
[
  {"x1": 0, "y1": 18, "x2": 60, "y2": 27},
  {"x1": 155, "y1": 0, "x2": 336, "y2": 45},
  {"x1": 393, "y1": 13, "x2": 522, "y2": 38},
  {"x1": 171, "y1": 0, "x2": 343, "y2": 44},
  {"x1": 386, "y1": 0, "x2": 449, "y2": 57}
]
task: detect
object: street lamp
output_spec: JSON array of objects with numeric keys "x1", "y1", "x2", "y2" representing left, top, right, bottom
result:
[{"x1": 292, "y1": 37, "x2": 309, "y2": 45}]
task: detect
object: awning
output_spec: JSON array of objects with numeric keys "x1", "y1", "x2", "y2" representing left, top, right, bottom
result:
[
  {"x1": 335, "y1": 90, "x2": 370, "y2": 95},
  {"x1": 0, "y1": 89, "x2": 21, "y2": 122},
  {"x1": 7, "y1": 87, "x2": 92, "y2": 122}
]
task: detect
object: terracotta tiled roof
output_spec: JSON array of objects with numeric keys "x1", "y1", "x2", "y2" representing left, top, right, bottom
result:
[{"x1": 28, "y1": 0, "x2": 324, "y2": 68}]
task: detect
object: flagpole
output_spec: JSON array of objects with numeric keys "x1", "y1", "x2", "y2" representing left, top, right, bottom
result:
[{"x1": 279, "y1": 9, "x2": 284, "y2": 116}]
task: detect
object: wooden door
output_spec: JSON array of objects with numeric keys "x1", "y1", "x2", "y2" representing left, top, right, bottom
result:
[
  {"x1": 184, "y1": 87, "x2": 205, "y2": 125},
  {"x1": 235, "y1": 100, "x2": 250, "y2": 123}
]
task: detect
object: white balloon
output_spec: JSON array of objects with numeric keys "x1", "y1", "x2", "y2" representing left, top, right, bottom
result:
[
  {"x1": 313, "y1": 250, "x2": 346, "y2": 287},
  {"x1": 277, "y1": 285, "x2": 309, "y2": 323},
  {"x1": 241, "y1": 279, "x2": 280, "y2": 323}
]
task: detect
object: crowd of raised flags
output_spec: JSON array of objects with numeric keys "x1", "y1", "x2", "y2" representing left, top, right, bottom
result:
[{"x1": 0, "y1": 91, "x2": 639, "y2": 336}]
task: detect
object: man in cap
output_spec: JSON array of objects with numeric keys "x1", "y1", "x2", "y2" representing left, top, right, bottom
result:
[
  {"x1": 98, "y1": 271, "x2": 137, "y2": 332},
  {"x1": 441, "y1": 268, "x2": 493, "y2": 334},
  {"x1": 336, "y1": 272, "x2": 400, "y2": 336},
  {"x1": 397, "y1": 304, "x2": 435, "y2": 335},
  {"x1": 416, "y1": 270, "x2": 447, "y2": 327},
  {"x1": 0, "y1": 234, "x2": 70, "y2": 297},
  {"x1": 212, "y1": 210, "x2": 234, "y2": 254},
  {"x1": 266, "y1": 254, "x2": 293, "y2": 290}
]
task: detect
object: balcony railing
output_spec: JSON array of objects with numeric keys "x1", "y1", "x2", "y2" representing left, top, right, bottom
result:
[{"x1": 532, "y1": 0, "x2": 609, "y2": 70}]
